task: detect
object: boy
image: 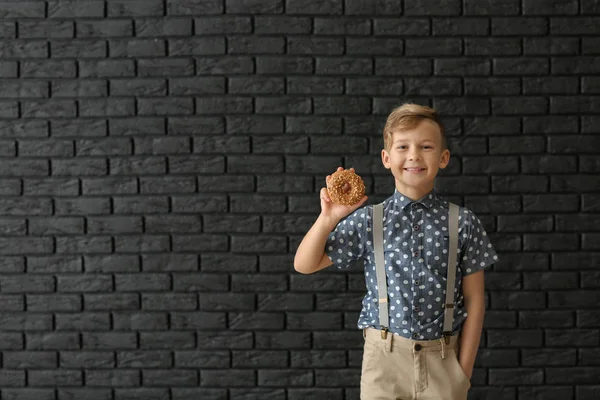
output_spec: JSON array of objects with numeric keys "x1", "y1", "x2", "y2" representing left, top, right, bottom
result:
[{"x1": 294, "y1": 103, "x2": 498, "y2": 400}]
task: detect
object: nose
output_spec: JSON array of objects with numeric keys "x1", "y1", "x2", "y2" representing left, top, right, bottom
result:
[{"x1": 407, "y1": 147, "x2": 421, "y2": 161}]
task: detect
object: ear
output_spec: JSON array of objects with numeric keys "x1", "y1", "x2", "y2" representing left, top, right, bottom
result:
[
  {"x1": 438, "y1": 149, "x2": 450, "y2": 169},
  {"x1": 381, "y1": 149, "x2": 391, "y2": 169}
]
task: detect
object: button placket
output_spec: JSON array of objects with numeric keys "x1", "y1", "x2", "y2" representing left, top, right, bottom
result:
[{"x1": 410, "y1": 203, "x2": 422, "y2": 339}]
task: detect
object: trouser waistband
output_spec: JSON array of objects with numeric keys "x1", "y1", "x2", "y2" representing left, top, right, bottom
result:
[{"x1": 363, "y1": 327, "x2": 459, "y2": 358}]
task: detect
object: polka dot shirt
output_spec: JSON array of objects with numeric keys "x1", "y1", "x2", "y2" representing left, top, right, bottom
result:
[{"x1": 325, "y1": 188, "x2": 499, "y2": 340}]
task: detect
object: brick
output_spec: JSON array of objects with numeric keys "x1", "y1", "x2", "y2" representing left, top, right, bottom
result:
[
  {"x1": 407, "y1": 38, "x2": 461, "y2": 55},
  {"x1": 0, "y1": 60, "x2": 17, "y2": 77},
  {"x1": 546, "y1": 367, "x2": 600, "y2": 384},
  {"x1": 138, "y1": 59, "x2": 194, "y2": 76},
  {"x1": 522, "y1": 348, "x2": 576, "y2": 366},
  {"x1": 257, "y1": 293, "x2": 313, "y2": 311},
  {"x1": 524, "y1": 37, "x2": 579, "y2": 56},
  {"x1": 550, "y1": 291, "x2": 600, "y2": 308},
  {"x1": 171, "y1": 194, "x2": 226, "y2": 213},
  {"x1": 228, "y1": 37, "x2": 284, "y2": 54},
  {"x1": 143, "y1": 369, "x2": 197, "y2": 386},
  {"x1": 551, "y1": 17, "x2": 600, "y2": 34},
  {"x1": 287, "y1": 0, "x2": 342, "y2": 14},
  {"x1": 406, "y1": 0, "x2": 460, "y2": 14},
  {"x1": 113, "y1": 196, "x2": 168, "y2": 214},
  {"x1": 27, "y1": 332, "x2": 79, "y2": 350},
  {"x1": 231, "y1": 350, "x2": 287, "y2": 368},
  {"x1": 48, "y1": 1, "x2": 104, "y2": 18},
  {"x1": 318, "y1": 17, "x2": 371, "y2": 35},
  {"x1": 197, "y1": 330, "x2": 252, "y2": 349},
  {"x1": 519, "y1": 387, "x2": 573, "y2": 399},
  {"x1": 133, "y1": 138, "x2": 188, "y2": 156},
  {"x1": 0, "y1": 81, "x2": 48, "y2": 98},
  {"x1": 77, "y1": 20, "x2": 132, "y2": 37},
  {"x1": 258, "y1": 369, "x2": 312, "y2": 386},
  {"x1": 5, "y1": 351, "x2": 57, "y2": 368},
  {"x1": 316, "y1": 57, "x2": 371, "y2": 75},
  {"x1": 465, "y1": 38, "x2": 521, "y2": 55},
  {"x1": 546, "y1": 329, "x2": 599, "y2": 347},
  {"x1": 202, "y1": 253, "x2": 257, "y2": 273},
  {"x1": 176, "y1": 351, "x2": 228, "y2": 368},
  {"x1": 346, "y1": 38, "x2": 403, "y2": 55},
  {"x1": 251, "y1": 136, "x2": 307, "y2": 154},
  {"x1": 20, "y1": 21, "x2": 74, "y2": 38},
  {"x1": 167, "y1": 0, "x2": 222, "y2": 14},
  {"x1": 172, "y1": 273, "x2": 226, "y2": 291},
  {"x1": 230, "y1": 194, "x2": 286, "y2": 213},
  {"x1": 492, "y1": 176, "x2": 548, "y2": 193},
  {"x1": 489, "y1": 368, "x2": 544, "y2": 385},
  {"x1": 82, "y1": 332, "x2": 137, "y2": 350},
  {"x1": 290, "y1": 350, "x2": 346, "y2": 368},
  {"x1": 465, "y1": 77, "x2": 520, "y2": 95},
  {"x1": 136, "y1": 18, "x2": 192, "y2": 36},
  {"x1": 117, "y1": 351, "x2": 171, "y2": 368},
  {"x1": 432, "y1": 18, "x2": 487, "y2": 35},
  {"x1": 287, "y1": 116, "x2": 341, "y2": 134},
  {"x1": 56, "y1": 236, "x2": 111, "y2": 254},
  {"x1": 108, "y1": 0, "x2": 164, "y2": 16},
  {"x1": 113, "y1": 312, "x2": 168, "y2": 330},
  {"x1": 115, "y1": 389, "x2": 170, "y2": 400},
  {"x1": 0, "y1": 370, "x2": 26, "y2": 387},
  {"x1": 199, "y1": 293, "x2": 255, "y2": 311},
  {"x1": 552, "y1": 56, "x2": 600, "y2": 74},
  {"x1": 258, "y1": 96, "x2": 312, "y2": 114},
  {"x1": 200, "y1": 369, "x2": 255, "y2": 387},
  {"x1": 0, "y1": 295, "x2": 24, "y2": 311},
  {"x1": 287, "y1": 312, "x2": 343, "y2": 330},
  {"x1": 0, "y1": 313, "x2": 52, "y2": 331},
  {"x1": 196, "y1": 16, "x2": 251, "y2": 34},
  {"x1": 140, "y1": 332, "x2": 195, "y2": 349},
  {"x1": 86, "y1": 370, "x2": 140, "y2": 387},
  {"x1": 55, "y1": 313, "x2": 110, "y2": 331},
  {"x1": 344, "y1": 0, "x2": 402, "y2": 15}
]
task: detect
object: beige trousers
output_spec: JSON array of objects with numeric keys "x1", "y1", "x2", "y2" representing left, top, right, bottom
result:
[{"x1": 360, "y1": 328, "x2": 471, "y2": 400}]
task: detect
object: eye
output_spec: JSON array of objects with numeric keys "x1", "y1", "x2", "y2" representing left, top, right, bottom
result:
[{"x1": 422, "y1": 145, "x2": 432, "y2": 149}]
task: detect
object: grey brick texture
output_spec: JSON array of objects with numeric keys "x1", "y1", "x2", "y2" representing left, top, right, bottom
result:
[{"x1": 0, "y1": 1, "x2": 597, "y2": 399}]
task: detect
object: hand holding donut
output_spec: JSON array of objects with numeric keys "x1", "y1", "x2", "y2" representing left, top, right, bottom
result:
[{"x1": 320, "y1": 167, "x2": 368, "y2": 221}]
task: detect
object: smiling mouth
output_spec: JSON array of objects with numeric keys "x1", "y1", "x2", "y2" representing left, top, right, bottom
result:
[{"x1": 404, "y1": 168, "x2": 425, "y2": 172}]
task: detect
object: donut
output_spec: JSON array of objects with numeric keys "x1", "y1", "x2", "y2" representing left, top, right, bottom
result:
[{"x1": 327, "y1": 169, "x2": 365, "y2": 206}]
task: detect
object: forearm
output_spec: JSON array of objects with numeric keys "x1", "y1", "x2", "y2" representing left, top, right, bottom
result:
[
  {"x1": 293, "y1": 213, "x2": 339, "y2": 274},
  {"x1": 458, "y1": 295, "x2": 485, "y2": 379}
]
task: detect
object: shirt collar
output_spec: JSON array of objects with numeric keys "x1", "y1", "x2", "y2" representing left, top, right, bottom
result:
[{"x1": 392, "y1": 188, "x2": 438, "y2": 210}]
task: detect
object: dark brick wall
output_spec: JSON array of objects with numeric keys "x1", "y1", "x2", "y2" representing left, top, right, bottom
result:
[{"x1": 0, "y1": 0, "x2": 598, "y2": 399}]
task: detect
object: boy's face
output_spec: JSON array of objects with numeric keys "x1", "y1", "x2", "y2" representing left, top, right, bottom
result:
[{"x1": 381, "y1": 120, "x2": 450, "y2": 196}]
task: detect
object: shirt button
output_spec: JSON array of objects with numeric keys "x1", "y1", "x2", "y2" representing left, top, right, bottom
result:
[
  {"x1": 413, "y1": 225, "x2": 419, "y2": 230},
  {"x1": 413, "y1": 332, "x2": 419, "y2": 339},
  {"x1": 413, "y1": 251, "x2": 419, "y2": 257},
  {"x1": 414, "y1": 306, "x2": 420, "y2": 312},
  {"x1": 415, "y1": 280, "x2": 421, "y2": 286},
  {"x1": 412, "y1": 203, "x2": 418, "y2": 208},
  {"x1": 414, "y1": 344, "x2": 422, "y2": 351}
]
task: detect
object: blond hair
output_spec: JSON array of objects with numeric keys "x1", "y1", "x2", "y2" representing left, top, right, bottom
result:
[{"x1": 383, "y1": 103, "x2": 447, "y2": 151}]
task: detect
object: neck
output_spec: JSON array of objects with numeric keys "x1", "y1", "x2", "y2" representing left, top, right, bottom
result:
[{"x1": 395, "y1": 181, "x2": 434, "y2": 201}]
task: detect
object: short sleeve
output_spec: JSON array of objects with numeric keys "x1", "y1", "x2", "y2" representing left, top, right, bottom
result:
[
  {"x1": 459, "y1": 209, "x2": 499, "y2": 276},
  {"x1": 325, "y1": 206, "x2": 369, "y2": 270}
]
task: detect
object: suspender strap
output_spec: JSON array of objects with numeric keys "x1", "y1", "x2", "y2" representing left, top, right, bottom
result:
[
  {"x1": 442, "y1": 202, "x2": 460, "y2": 342},
  {"x1": 373, "y1": 203, "x2": 388, "y2": 338},
  {"x1": 372, "y1": 201, "x2": 460, "y2": 342}
]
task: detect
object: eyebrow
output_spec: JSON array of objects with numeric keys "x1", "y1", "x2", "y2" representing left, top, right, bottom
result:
[{"x1": 393, "y1": 139, "x2": 435, "y2": 144}]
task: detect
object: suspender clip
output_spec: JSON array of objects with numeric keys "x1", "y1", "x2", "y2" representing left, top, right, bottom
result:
[
  {"x1": 443, "y1": 331, "x2": 451, "y2": 345},
  {"x1": 381, "y1": 327, "x2": 388, "y2": 340}
]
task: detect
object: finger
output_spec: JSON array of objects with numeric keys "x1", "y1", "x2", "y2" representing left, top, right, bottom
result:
[{"x1": 320, "y1": 188, "x2": 331, "y2": 202}]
